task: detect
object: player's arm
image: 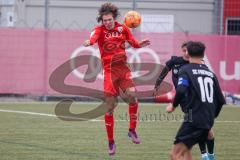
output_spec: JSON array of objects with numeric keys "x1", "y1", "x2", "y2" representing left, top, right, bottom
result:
[
  {"x1": 153, "y1": 65, "x2": 170, "y2": 96},
  {"x1": 214, "y1": 76, "x2": 226, "y2": 118},
  {"x1": 172, "y1": 73, "x2": 189, "y2": 108},
  {"x1": 166, "y1": 72, "x2": 189, "y2": 113},
  {"x1": 154, "y1": 58, "x2": 175, "y2": 89},
  {"x1": 124, "y1": 25, "x2": 150, "y2": 48},
  {"x1": 83, "y1": 26, "x2": 101, "y2": 47},
  {"x1": 154, "y1": 58, "x2": 175, "y2": 96},
  {"x1": 154, "y1": 66, "x2": 170, "y2": 89}
]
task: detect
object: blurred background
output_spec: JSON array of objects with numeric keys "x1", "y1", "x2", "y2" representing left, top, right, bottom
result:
[{"x1": 0, "y1": 0, "x2": 239, "y2": 104}]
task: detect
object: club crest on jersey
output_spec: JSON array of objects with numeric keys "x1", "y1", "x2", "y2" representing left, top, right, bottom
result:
[
  {"x1": 118, "y1": 26, "x2": 123, "y2": 33},
  {"x1": 173, "y1": 69, "x2": 178, "y2": 74}
]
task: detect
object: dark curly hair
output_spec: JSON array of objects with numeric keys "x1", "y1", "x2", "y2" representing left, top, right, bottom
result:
[
  {"x1": 187, "y1": 41, "x2": 206, "y2": 58},
  {"x1": 97, "y1": 3, "x2": 120, "y2": 23}
]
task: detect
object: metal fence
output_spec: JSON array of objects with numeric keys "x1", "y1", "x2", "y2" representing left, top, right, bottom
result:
[{"x1": 1, "y1": 0, "x2": 238, "y2": 34}]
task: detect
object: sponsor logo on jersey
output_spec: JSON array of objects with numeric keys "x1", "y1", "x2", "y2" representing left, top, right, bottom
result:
[{"x1": 105, "y1": 31, "x2": 122, "y2": 39}]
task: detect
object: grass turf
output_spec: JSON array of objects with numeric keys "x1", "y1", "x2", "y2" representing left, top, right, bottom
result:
[{"x1": 0, "y1": 102, "x2": 239, "y2": 160}]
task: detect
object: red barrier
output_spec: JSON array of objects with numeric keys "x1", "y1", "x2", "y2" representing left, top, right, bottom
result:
[{"x1": 0, "y1": 28, "x2": 239, "y2": 96}]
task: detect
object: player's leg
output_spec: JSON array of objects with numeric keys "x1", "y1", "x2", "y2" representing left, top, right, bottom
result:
[
  {"x1": 173, "y1": 122, "x2": 209, "y2": 160},
  {"x1": 158, "y1": 90, "x2": 175, "y2": 103},
  {"x1": 104, "y1": 70, "x2": 119, "y2": 155},
  {"x1": 183, "y1": 149, "x2": 193, "y2": 160},
  {"x1": 125, "y1": 87, "x2": 140, "y2": 144},
  {"x1": 207, "y1": 128, "x2": 216, "y2": 160},
  {"x1": 171, "y1": 126, "x2": 194, "y2": 160},
  {"x1": 105, "y1": 96, "x2": 117, "y2": 142},
  {"x1": 125, "y1": 87, "x2": 137, "y2": 130},
  {"x1": 104, "y1": 96, "x2": 118, "y2": 155},
  {"x1": 170, "y1": 143, "x2": 192, "y2": 160},
  {"x1": 199, "y1": 141, "x2": 208, "y2": 160},
  {"x1": 119, "y1": 65, "x2": 140, "y2": 144},
  {"x1": 197, "y1": 129, "x2": 212, "y2": 160},
  {"x1": 170, "y1": 143, "x2": 183, "y2": 160}
]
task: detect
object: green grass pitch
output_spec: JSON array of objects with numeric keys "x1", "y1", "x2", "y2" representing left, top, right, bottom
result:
[{"x1": 0, "y1": 102, "x2": 239, "y2": 160}]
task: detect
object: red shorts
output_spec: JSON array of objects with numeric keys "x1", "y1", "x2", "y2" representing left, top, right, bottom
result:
[{"x1": 104, "y1": 64, "x2": 135, "y2": 97}]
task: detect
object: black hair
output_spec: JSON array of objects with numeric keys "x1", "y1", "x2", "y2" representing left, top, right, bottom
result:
[
  {"x1": 181, "y1": 41, "x2": 193, "y2": 48},
  {"x1": 186, "y1": 41, "x2": 206, "y2": 58}
]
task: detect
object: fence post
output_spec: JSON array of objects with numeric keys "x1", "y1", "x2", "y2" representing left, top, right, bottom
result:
[
  {"x1": 44, "y1": 0, "x2": 49, "y2": 29},
  {"x1": 220, "y1": 0, "x2": 224, "y2": 35},
  {"x1": 133, "y1": 0, "x2": 137, "y2": 10},
  {"x1": 43, "y1": 0, "x2": 49, "y2": 101}
]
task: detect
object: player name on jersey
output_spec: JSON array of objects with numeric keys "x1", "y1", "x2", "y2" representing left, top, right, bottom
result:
[{"x1": 192, "y1": 69, "x2": 213, "y2": 78}]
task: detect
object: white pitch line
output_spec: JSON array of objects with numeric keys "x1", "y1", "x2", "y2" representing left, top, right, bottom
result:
[
  {"x1": 0, "y1": 109, "x2": 240, "y2": 123},
  {"x1": 0, "y1": 109, "x2": 56, "y2": 117},
  {"x1": 0, "y1": 109, "x2": 98, "y2": 121}
]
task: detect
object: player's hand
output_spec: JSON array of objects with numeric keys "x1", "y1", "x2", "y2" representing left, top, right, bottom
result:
[
  {"x1": 166, "y1": 103, "x2": 175, "y2": 113},
  {"x1": 139, "y1": 38, "x2": 150, "y2": 47},
  {"x1": 83, "y1": 40, "x2": 90, "y2": 47}
]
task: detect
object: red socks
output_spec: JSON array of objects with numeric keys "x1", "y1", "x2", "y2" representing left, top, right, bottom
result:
[
  {"x1": 105, "y1": 113, "x2": 114, "y2": 142},
  {"x1": 105, "y1": 102, "x2": 138, "y2": 142},
  {"x1": 129, "y1": 102, "x2": 138, "y2": 130}
]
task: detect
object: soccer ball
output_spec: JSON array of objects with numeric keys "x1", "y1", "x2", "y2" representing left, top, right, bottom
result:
[{"x1": 124, "y1": 11, "x2": 141, "y2": 28}]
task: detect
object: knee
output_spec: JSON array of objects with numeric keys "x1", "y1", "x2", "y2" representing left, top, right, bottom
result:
[
  {"x1": 169, "y1": 151, "x2": 174, "y2": 160},
  {"x1": 125, "y1": 90, "x2": 137, "y2": 103},
  {"x1": 208, "y1": 129, "x2": 214, "y2": 140},
  {"x1": 170, "y1": 150, "x2": 177, "y2": 160},
  {"x1": 105, "y1": 98, "x2": 117, "y2": 113}
]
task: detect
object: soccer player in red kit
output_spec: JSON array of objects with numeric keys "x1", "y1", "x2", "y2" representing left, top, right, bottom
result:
[{"x1": 83, "y1": 3, "x2": 150, "y2": 156}]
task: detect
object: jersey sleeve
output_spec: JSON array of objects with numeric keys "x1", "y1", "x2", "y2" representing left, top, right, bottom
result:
[
  {"x1": 89, "y1": 26, "x2": 102, "y2": 45},
  {"x1": 172, "y1": 69, "x2": 189, "y2": 107},
  {"x1": 123, "y1": 25, "x2": 141, "y2": 48},
  {"x1": 154, "y1": 66, "x2": 170, "y2": 88},
  {"x1": 165, "y1": 56, "x2": 177, "y2": 70}
]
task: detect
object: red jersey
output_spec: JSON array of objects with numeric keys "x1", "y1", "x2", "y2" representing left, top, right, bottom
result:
[{"x1": 89, "y1": 21, "x2": 140, "y2": 70}]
